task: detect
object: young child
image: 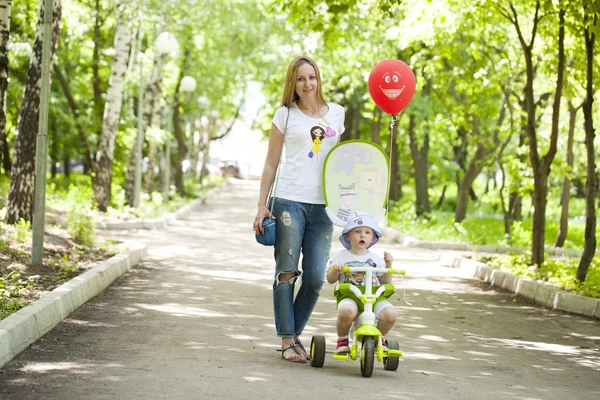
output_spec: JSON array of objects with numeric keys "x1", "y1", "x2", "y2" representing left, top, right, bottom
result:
[{"x1": 325, "y1": 211, "x2": 398, "y2": 354}]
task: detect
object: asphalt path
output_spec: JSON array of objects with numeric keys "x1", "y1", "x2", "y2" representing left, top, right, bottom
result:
[{"x1": 1, "y1": 180, "x2": 599, "y2": 400}]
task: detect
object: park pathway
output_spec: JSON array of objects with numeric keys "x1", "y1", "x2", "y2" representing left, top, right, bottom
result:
[{"x1": 1, "y1": 180, "x2": 599, "y2": 400}]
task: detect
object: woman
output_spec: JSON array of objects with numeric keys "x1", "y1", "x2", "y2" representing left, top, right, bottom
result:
[{"x1": 253, "y1": 56, "x2": 346, "y2": 363}]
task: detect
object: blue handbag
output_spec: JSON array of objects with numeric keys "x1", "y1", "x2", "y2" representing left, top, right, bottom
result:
[
  {"x1": 254, "y1": 108, "x2": 289, "y2": 247},
  {"x1": 255, "y1": 217, "x2": 276, "y2": 246}
]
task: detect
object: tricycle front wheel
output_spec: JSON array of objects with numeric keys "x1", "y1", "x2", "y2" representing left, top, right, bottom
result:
[{"x1": 360, "y1": 337, "x2": 375, "y2": 377}]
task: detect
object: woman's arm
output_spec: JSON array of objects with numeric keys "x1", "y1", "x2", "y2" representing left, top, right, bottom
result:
[{"x1": 253, "y1": 123, "x2": 284, "y2": 233}]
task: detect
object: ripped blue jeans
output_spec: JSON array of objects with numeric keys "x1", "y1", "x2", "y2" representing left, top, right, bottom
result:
[{"x1": 272, "y1": 198, "x2": 333, "y2": 338}]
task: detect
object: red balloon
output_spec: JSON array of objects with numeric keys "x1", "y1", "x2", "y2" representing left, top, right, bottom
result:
[{"x1": 368, "y1": 59, "x2": 416, "y2": 115}]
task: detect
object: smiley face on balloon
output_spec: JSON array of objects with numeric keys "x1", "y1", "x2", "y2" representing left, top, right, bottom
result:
[
  {"x1": 380, "y1": 71, "x2": 405, "y2": 99},
  {"x1": 368, "y1": 59, "x2": 416, "y2": 115}
]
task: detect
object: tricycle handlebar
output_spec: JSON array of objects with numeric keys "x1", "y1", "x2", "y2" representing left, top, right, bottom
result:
[{"x1": 341, "y1": 267, "x2": 406, "y2": 275}]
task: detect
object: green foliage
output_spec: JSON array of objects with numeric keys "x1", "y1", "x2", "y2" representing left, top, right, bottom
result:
[
  {"x1": 486, "y1": 254, "x2": 600, "y2": 299},
  {"x1": 14, "y1": 219, "x2": 32, "y2": 244},
  {"x1": 46, "y1": 177, "x2": 98, "y2": 246},
  {"x1": 0, "y1": 264, "x2": 40, "y2": 320},
  {"x1": 66, "y1": 211, "x2": 96, "y2": 247},
  {"x1": 48, "y1": 254, "x2": 80, "y2": 278}
]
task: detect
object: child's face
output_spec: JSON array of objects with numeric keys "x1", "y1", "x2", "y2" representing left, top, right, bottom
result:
[{"x1": 345, "y1": 226, "x2": 374, "y2": 250}]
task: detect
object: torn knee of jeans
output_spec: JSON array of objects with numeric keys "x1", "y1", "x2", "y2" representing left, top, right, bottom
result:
[{"x1": 275, "y1": 270, "x2": 300, "y2": 286}]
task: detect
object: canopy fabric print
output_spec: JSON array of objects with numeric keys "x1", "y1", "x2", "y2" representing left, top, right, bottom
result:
[{"x1": 322, "y1": 140, "x2": 390, "y2": 226}]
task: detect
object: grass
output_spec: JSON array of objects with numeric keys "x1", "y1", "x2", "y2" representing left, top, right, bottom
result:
[
  {"x1": 0, "y1": 173, "x2": 225, "y2": 319},
  {"x1": 387, "y1": 186, "x2": 600, "y2": 299}
]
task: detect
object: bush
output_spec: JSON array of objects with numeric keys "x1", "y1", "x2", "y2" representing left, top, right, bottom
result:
[{"x1": 0, "y1": 264, "x2": 40, "y2": 320}]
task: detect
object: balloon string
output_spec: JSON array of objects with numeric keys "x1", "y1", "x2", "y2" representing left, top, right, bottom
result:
[{"x1": 386, "y1": 114, "x2": 397, "y2": 234}]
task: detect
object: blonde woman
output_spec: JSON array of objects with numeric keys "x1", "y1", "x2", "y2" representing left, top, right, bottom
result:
[{"x1": 253, "y1": 56, "x2": 346, "y2": 362}]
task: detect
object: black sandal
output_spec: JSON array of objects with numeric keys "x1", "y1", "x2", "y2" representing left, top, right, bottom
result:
[
  {"x1": 295, "y1": 339, "x2": 311, "y2": 360},
  {"x1": 281, "y1": 343, "x2": 307, "y2": 363}
]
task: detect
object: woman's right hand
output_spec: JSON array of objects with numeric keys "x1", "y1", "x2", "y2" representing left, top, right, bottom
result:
[{"x1": 253, "y1": 204, "x2": 273, "y2": 234}]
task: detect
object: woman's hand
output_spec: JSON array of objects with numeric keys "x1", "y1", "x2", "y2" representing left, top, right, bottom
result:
[{"x1": 253, "y1": 204, "x2": 274, "y2": 234}]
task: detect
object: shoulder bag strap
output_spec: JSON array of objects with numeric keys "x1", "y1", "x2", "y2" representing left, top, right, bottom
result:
[{"x1": 267, "y1": 107, "x2": 290, "y2": 215}]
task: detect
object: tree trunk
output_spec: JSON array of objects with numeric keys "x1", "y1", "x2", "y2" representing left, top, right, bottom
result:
[
  {"x1": 92, "y1": 0, "x2": 103, "y2": 125},
  {"x1": 455, "y1": 100, "x2": 507, "y2": 223},
  {"x1": 555, "y1": 101, "x2": 579, "y2": 247},
  {"x1": 50, "y1": 132, "x2": 57, "y2": 178},
  {"x1": 0, "y1": 0, "x2": 11, "y2": 172},
  {"x1": 498, "y1": 160, "x2": 511, "y2": 235},
  {"x1": 144, "y1": 128, "x2": 158, "y2": 195},
  {"x1": 199, "y1": 140, "x2": 210, "y2": 186},
  {"x1": 1, "y1": 132, "x2": 9, "y2": 173},
  {"x1": 577, "y1": 10, "x2": 597, "y2": 282},
  {"x1": 370, "y1": 107, "x2": 381, "y2": 143},
  {"x1": 5, "y1": 0, "x2": 62, "y2": 224},
  {"x1": 509, "y1": 128, "x2": 526, "y2": 221},
  {"x1": 352, "y1": 104, "x2": 361, "y2": 140},
  {"x1": 63, "y1": 152, "x2": 70, "y2": 177},
  {"x1": 172, "y1": 82, "x2": 187, "y2": 196},
  {"x1": 529, "y1": 6, "x2": 565, "y2": 267},
  {"x1": 388, "y1": 113, "x2": 401, "y2": 201},
  {"x1": 342, "y1": 104, "x2": 354, "y2": 142},
  {"x1": 436, "y1": 184, "x2": 447, "y2": 209},
  {"x1": 503, "y1": 1, "x2": 563, "y2": 267},
  {"x1": 93, "y1": 4, "x2": 132, "y2": 212},
  {"x1": 124, "y1": 52, "x2": 166, "y2": 206},
  {"x1": 408, "y1": 114, "x2": 430, "y2": 216}
]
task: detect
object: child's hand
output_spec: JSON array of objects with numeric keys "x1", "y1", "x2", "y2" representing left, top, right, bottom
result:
[
  {"x1": 384, "y1": 251, "x2": 393, "y2": 267},
  {"x1": 332, "y1": 264, "x2": 345, "y2": 272}
]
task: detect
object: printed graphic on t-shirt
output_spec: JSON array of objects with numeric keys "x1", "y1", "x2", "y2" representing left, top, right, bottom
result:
[
  {"x1": 308, "y1": 122, "x2": 337, "y2": 165},
  {"x1": 343, "y1": 258, "x2": 378, "y2": 286}
]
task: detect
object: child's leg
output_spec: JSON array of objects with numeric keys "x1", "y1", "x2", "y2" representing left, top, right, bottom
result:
[
  {"x1": 374, "y1": 301, "x2": 398, "y2": 336},
  {"x1": 336, "y1": 299, "x2": 358, "y2": 337}
]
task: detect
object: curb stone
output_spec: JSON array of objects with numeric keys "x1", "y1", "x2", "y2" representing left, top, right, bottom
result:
[
  {"x1": 452, "y1": 257, "x2": 599, "y2": 320},
  {"x1": 96, "y1": 184, "x2": 223, "y2": 230},
  {"x1": 0, "y1": 243, "x2": 148, "y2": 368}
]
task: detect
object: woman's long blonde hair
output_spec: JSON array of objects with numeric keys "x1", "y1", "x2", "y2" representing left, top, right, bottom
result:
[{"x1": 280, "y1": 56, "x2": 327, "y2": 108}]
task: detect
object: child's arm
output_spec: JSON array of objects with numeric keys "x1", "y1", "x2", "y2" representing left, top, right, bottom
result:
[
  {"x1": 326, "y1": 264, "x2": 344, "y2": 284},
  {"x1": 378, "y1": 251, "x2": 394, "y2": 284}
]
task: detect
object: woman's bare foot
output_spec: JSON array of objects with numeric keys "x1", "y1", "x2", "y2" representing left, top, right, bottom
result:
[
  {"x1": 294, "y1": 337, "x2": 310, "y2": 360},
  {"x1": 281, "y1": 338, "x2": 306, "y2": 363}
]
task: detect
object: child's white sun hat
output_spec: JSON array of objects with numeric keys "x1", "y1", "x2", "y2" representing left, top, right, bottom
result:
[{"x1": 340, "y1": 211, "x2": 382, "y2": 249}]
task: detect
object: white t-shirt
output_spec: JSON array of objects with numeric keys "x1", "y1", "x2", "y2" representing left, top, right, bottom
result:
[
  {"x1": 272, "y1": 102, "x2": 345, "y2": 204},
  {"x1": 327, "y1": 249, "x2": 386, "y2": 286}
]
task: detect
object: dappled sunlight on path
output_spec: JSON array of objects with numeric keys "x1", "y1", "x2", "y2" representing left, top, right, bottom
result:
[{"x1": 1, "y1": 180, "x2": 599, "y2": 400}]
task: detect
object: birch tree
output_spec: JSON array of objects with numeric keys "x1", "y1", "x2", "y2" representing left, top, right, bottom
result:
[
  {"x1": 92, "y1": 2, "x2": 133, "y2": 211},
  {"x1": 0, "y1": 0, "x2": 11, "y2": 173},
  {"x1": 124, "y1": 51, "x2": 166, "y2": 206},
  {"x1": 5, "y1": 0, "x2": 62, "y2": 224}
]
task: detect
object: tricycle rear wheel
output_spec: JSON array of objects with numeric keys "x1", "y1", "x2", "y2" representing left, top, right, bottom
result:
[
  {"x1": 310, "y1": 335, "x2": 326, "y2": 368},
  {"x1": 383, "y1": 339, "x2": 400, "y2": 371}
]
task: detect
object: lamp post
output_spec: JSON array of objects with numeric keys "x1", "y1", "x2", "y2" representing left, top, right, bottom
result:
[
  {"x1": 180, "y1": 76, "x2": 196, "y2": 180},
  {"x1": 133, "y1": 30, "x2": 178, "y2": 208},
  {"x1": 31, "y1": 0, "x2": 53, "y2": 265}
]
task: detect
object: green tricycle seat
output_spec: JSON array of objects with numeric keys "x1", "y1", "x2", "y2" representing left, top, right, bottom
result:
[{"x1": 334, "y1": 283, "x2": 395, "y2": 314}]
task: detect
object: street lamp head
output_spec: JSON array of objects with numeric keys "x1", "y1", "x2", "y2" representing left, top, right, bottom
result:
[
  {"x1": 181, "y1": 76, "x2": 197, "y2": 92},
  {"x1": 155, "y1": 31, "x2": 179, "y2": 55},
  {"x1": 198, "y1": 96, "x2": 210, "y2": 107}
]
